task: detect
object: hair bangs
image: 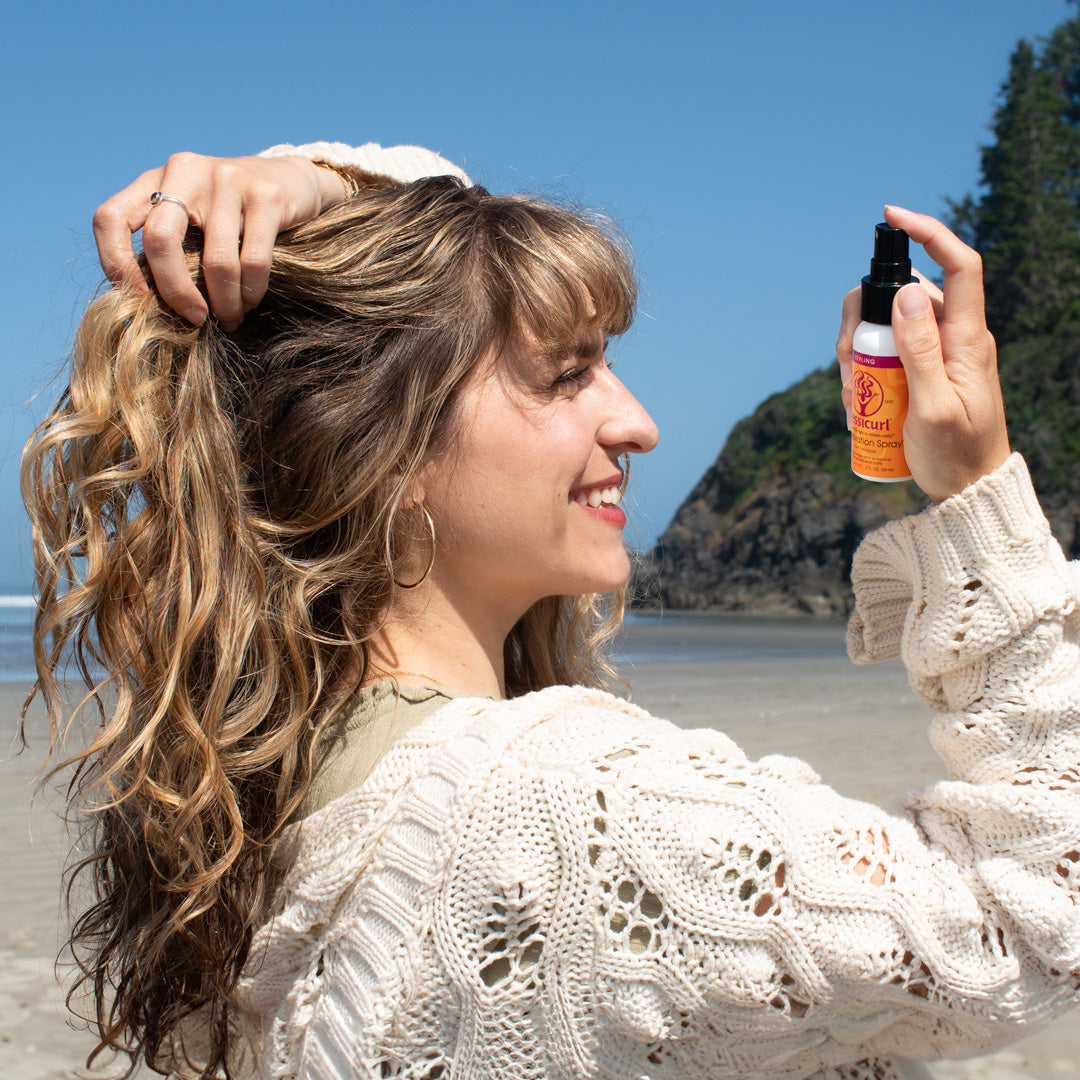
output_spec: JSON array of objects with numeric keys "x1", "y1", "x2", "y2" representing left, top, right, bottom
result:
[{"x1": 482, "y1": 196, "x2": 637, "y2": 364}]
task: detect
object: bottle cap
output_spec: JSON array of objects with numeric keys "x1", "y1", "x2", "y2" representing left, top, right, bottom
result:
[{"x1": 861, "y1": 223, "x2": 918, "y2": 325}]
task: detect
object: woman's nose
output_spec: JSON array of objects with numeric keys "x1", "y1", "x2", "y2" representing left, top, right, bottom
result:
[{"x1": 600, "y1": 372, "x2": 659, "y2": 454}]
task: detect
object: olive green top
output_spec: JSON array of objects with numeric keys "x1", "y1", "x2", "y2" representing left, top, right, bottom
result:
[{"x1": 296, "y1": 680, "x2": 464, "y2": 819}]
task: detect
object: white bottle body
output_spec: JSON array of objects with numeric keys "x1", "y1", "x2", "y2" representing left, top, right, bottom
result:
[
  {"x1": 852, "y1": 320, "x2": 896, "y2": 361},
  {"x1": 850, "y1": 320, "x2": 911, "y2": 482}
]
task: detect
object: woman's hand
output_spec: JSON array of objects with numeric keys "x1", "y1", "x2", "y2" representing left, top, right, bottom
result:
[
  {"x1": 93, "y1": 153, "x2": 350, "y2": 330},
  {"x1": 837, "y1": 206, "x2": 1011, "y2": 503}
]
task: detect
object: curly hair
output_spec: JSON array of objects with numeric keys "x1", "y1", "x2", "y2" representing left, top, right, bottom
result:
[{"x1": 21, "y1": 174, "x2": 638, "y2": 1078}]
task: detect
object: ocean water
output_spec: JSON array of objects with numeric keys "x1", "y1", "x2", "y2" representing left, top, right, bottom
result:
[
  {"x1": 0, "y1": 591, "x2": 109, "y2": 684},
  {"x1": 0, "y1": 597, "x2": 849, "y2": 685},
  {"x1": 616, "y1": 611, "x2": 848, "y2": 665},
  {"x1": 0, "y1": 594, "x2": 37, "y2": 682}
]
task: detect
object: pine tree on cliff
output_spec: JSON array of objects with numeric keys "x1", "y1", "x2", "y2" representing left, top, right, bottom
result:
[
  {"x1": 959, "y1": 13, "x2": 1080, "y2": 502},
  {"x1": 952, "y1": 28, "x2": 1080, "y2": 343},
  {"x1": 1044, "y1": 7, "x2": 1080, "y2": 130}
]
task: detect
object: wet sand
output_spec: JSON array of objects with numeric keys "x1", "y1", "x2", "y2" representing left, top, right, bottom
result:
[{"x1": 2, "y1": 617, "x2": 1077, "y2": 1078}]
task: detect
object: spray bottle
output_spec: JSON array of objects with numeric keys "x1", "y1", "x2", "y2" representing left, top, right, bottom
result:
[{"x1": 850, "y1": 223, "x2": 918, "y2": 481}]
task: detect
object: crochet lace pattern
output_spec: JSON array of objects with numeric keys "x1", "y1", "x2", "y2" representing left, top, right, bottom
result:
[{"x1": 222, "y1": 454, "x2": 1080, "y2": 1079}]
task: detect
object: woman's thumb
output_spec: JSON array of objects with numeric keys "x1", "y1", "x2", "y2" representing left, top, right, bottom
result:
[{"x1": 892, "y1": 282, "x2": 949, "y2": 403}]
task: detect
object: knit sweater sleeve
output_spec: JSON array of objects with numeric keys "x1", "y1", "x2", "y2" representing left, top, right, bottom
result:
[
  {"x1": 257, "y1": 140, "x2": 471, "y2": 188},
  {"x1": 429, "y1": 454, "x2": 1080, "y2": 1079}
]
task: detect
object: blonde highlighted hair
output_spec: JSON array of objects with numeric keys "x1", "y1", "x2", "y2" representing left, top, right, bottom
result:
[{"x1": 22, "y1": 175, "x2": 637, "y2": 1077}]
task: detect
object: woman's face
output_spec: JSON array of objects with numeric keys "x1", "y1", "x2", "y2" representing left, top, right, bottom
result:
[{"x1": 420, "y1": 327, "x2": 658, "y2": 624}]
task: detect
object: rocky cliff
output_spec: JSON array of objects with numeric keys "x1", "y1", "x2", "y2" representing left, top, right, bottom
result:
[{"x1": 647, "y1": 323, "x2": 1080, "y2": 615}]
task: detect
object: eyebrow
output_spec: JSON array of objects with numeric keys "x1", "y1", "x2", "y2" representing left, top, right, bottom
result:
[{"x1": 570, "y1": 332, "x2": 605, "y2": 359}]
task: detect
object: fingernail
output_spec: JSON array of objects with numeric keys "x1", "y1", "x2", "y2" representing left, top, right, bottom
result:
[
  {"x1": 839, "y1": 360, "x2": 852, "y2": 388},
  {"x1": 896, "y1": 283, "x2": 928, "y2": 319},
  {"x1": 846, "y1": 404, "x2": 853, "y2": 432}
]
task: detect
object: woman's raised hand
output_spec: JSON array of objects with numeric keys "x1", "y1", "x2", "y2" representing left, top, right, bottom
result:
[
  {"x1": 837, "y1": 206, "x2": 1011, "y2": 503},
  {"x1": 93, "y1": 153, "x2": 350, "y2": 330}
]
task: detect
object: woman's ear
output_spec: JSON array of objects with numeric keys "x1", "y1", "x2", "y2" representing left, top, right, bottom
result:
[
  {"x1": 403, "y1": 453, "x2": 442, "y2": 510},
  {"x1": 399, "y1": 481, "x2": 425, "y2": 511},
  {"x1": 387, "y1": 459, "x2": 426, "y2": 511}
]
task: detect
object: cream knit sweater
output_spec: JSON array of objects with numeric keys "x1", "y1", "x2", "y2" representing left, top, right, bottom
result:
[
  {"x1": 258, "y1": 140, "x2": 472, "y2": 188},
  {"x1": 223, "y1": 455, "x2": 1080, "y2": 1079}
]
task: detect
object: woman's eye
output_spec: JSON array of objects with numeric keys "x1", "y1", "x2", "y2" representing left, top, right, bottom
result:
[
  {"x1": 550, "y1": 339, "x2": 614, "y2": 391},
  {"x1": 553, "y1": 366, "x2": 588, "y2": 387}
]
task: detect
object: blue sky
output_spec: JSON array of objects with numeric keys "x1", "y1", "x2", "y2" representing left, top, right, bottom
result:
[{"x1": 1, "y1": 0, "x2": 1073, "y2": 588}]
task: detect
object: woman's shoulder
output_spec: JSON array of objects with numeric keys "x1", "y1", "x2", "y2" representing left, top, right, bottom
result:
[
  {"x1": 279, "y1": 686, "x2": 733, "y2": 847},
  {"x1": 387, "y1": 683, "x2": 744, "y2": 776},
  {"x1": 269, "y1": 685, "x2": 756, "y2": 903},
  {"x1": 247, "y1": 687, "x2": 696, "y2": 1001}
]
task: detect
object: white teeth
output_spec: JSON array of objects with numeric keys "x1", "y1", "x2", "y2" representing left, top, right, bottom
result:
[{"x1": 575, "y1": 485, "x2": 623, "y2": 508}]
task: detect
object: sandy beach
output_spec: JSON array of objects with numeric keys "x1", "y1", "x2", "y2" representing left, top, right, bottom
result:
[{"x1": 3, "y1": 616, "x2": 1078, "y2": 1078}]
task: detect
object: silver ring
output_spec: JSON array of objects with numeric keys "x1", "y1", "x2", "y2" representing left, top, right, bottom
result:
[{"x1": 149, "y1": 191, "x2": 189, "y2": 214}]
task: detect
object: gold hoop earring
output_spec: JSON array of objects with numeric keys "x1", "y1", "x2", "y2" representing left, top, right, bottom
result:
[{"x1": 386, "y1": 505, "x2": 437, "y2": 590}]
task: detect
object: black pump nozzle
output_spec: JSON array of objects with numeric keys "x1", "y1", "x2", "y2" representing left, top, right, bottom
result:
[{"x1": 861, "y1": 223, "x2": 917, "y2": 324}]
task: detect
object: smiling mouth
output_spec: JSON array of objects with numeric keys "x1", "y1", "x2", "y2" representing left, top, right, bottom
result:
[{"x1": 571, "y1": 483, "x2": 623, "y2": 508}]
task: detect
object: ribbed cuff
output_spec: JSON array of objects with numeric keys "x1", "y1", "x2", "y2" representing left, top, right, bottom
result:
[
  {"x1": 258, "y1": 141, "x2": 472, "y2": 186},
  {"x1": 848, "y1": 454, "x2": 1069, "y2": 672}
]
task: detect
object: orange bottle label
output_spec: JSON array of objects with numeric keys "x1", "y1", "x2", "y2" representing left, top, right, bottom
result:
[{"x1": 850, "y1": 350, "x2": 910, "y2": 481}]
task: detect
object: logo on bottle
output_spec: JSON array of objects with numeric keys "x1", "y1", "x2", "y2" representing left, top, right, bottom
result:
[{"x1": 853, "y1": 370, "x2": 884, "y2": 418}]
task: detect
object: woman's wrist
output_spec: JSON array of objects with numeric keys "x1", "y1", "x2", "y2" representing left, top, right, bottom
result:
[{"x1": 310, "y1": 159, "x2": 357, "y2": 210}]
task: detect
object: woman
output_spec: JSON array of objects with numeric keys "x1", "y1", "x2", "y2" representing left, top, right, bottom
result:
[{"x1": 24, "y1": 142, "x2": 1078, "y2": 1080}]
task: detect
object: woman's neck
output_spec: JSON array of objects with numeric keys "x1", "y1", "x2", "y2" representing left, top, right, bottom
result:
[{"x1": 369, "y1": 588, "x2": 513, "y2": 700}]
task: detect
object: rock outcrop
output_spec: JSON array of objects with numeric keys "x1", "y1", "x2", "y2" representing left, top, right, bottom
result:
[
  {"x1": 648, "y1": 324, "x2": 1080, "y2": 614},
  {"x1": 650, "y1": 468, "x2": 921, "y2": 616}
]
